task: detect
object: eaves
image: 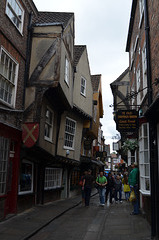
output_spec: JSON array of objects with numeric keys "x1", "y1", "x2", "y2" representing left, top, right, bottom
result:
[{"x1": 126, "y1": 0, "x2": 137, "y2": 52}]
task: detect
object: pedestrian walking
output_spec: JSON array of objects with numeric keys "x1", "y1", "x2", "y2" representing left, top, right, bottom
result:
[
  {"x1": 82, "y1": 169, "x2": 94, "y2": 207},
  {"x1": 114, "y1": 174, "x2": 122, "y2": 203},
  {"x1": 128, "y1": 163, "x2": 139, "y2": 215},
  {"x1": 96, "y1": 170, "x2": 107, "y2": 206},
  {"x1": 79, "y1": 170, "x2": 87, "y2": 205},
  {"x1": 105, "y1": 172, "x2": 115, "y2": 204},
  {"x1": 122, "y1": 173, "x2": 130, "y2": 201}
]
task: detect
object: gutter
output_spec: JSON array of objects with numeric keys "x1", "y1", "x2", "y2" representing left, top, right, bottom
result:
[
  {"x1": 126, "y1": 0, "x2": 137, "y2": 52},
  {"x1": 23, "y1": 13, "x2": 33, "y2": 108}
]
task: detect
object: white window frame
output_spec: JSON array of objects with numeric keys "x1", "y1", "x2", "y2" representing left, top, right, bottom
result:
[
  {"x1": 93, "y1": 105, "x2": 97, "y2": 122},
  {"x1": 64, "y1": 57, "x2": 69, "y2": 86},
  {"x1": 136, "y1": 64, "x2": 141, "y2": 105},
  {"x1": 139, "y1": 123, "x2": 150, "y2": 195},
  {"x1": 131, "y1": 81, "x2": 135, "y2": 109},
  {"x1": 130, "y1": 43, "x2": 134, "y2": 69},
  {"x1": 44, "y1": 107, "x2": 54, "y2": 142},
  {"x1": 142, "y1": 43, "x2": 147, "y2": 101},
  {"x1": 81, "y1": 76, "x2": 86, "y2": 96},
  {"x1": 0, "y1": 47, "x2": 18, "y2": 107},
  {"x1": 0, "y1": 137, "x2": 10, "y2": 196},
  {"x1": 44, "y1": 168, "x2": 62, "y2": 190},
  {"x1": 64, "y1": 117, "x2": 76, "y2": 150},
  {"x1": 19, "y1": 160, "x2": 34, "y2": 195},
  {"x1": 139, "y1": 0, "x2": 144, "y2": 28},
  {"x1": 6, "y1": 0, "x2": 24, "y2": 34},
  {"x1": 134, "y1": 35, "x2": 139, "y2": 53}
]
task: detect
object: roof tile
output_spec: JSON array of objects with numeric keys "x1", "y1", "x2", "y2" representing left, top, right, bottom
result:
[
  {"x1": 74, "y1": 45, "x2": 86, "y2": 66},
  {"x1": 91, "y1": 75, "x2": 101, "y2": 92},
  {"x1": 33, "y1": 11, "x2": 74, "y2": 28}
]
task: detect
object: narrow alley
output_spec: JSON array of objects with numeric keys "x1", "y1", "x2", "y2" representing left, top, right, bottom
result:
[{"x1": 0, "y1": 191, "x2": 151, "y2": 240}]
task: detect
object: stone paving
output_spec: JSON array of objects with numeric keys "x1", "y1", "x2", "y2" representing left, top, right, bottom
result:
[{"x1": 0, "y1": 190, "x2": 151, "y2": 240}]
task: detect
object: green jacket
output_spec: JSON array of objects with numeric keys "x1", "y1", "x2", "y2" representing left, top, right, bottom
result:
[{"x1": 128, "y1": 168, "x2": 139, "y2": 186}]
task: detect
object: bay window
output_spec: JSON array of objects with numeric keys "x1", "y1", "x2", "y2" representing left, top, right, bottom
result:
[
  {"x1": 64, "y1": 117, "x2": 76, "y2": 149},
  {"x1": 44, "y1": 168, "x2": 62, "y2": 190},
  {"x1": 0, "y1": 47, "x2": 18, "y2": 107},
  {"x1": 139, "y1": 123, "x2": 150, "y2": 194}
]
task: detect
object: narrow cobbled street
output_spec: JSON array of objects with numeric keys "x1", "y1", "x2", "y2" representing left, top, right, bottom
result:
[{"x1": 0, "y1": 191, "x2": 151, "y2": 240}]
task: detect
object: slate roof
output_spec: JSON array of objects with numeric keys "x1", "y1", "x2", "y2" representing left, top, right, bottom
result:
[
  {"x1": 33, "y1": 12, "x2": 74, "y2": 28},
  {"x1": 91, "y1": 75, "x2": 101, "y2": 92},
  {"x1": 74, "y1": 45, "x2": 86, "y2": 66},
  {"x1": 110, "y1": 67, "x2": 129, "y2": 87}
]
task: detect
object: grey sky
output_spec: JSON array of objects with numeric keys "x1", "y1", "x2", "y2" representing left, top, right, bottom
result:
[{"x1": 33, "y1": 0, "x2": 132, "y2": 151}]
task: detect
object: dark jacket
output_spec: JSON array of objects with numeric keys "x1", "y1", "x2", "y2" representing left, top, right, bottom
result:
[
  {"x1": 106, "y1": 175, "x2": 115, "y2": 189},
  {"x1": 114, "y1": 179, "x2": 122, "y2": 191}
]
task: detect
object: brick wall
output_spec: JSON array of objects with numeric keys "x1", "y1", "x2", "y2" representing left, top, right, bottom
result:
[{"x1": 148, "y1": 0, "x2": 159, "y2": 99}]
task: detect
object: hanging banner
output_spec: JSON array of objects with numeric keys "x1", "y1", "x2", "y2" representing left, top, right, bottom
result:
[
  {"x1": 116, "y1": 110, "x2": 139, "y2": 132},
  {"x1": 22, "y1": 123, "x2": 39, "y2": 148}
]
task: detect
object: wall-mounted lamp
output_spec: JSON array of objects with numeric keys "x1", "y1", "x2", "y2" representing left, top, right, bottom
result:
[{"x1": 66, "y1": 150, "x2": 70, "y2": 156}]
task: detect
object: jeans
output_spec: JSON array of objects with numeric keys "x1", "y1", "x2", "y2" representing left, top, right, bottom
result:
[
  {"x1": 115, "y1": 189, "x2": 122, "y2": 201},
  {"x1": 130, "y1": 185, "x2": 139, "y2": 214},
  {"x1": 106, "y1": 188, "x2": 113, "y2": 203},
  {"x1": 84, "y1": 186, "x2": 91, "y2": 206},
  {"x1": 125, "y1": 192, "x2": 130, "y2": 201},
  {"x1": 98, "y1": 187, "x2": 106, "y2": 204}
]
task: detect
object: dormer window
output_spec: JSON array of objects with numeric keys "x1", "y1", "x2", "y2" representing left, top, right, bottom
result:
[
  {"x1": 64, "y1": 57, "x2": 69, "y2": 86},
  {"x1": 6, "y1": 0, "x2": 24, "y2": 34},
  {"x1": 81, "y1": 77, "x2": 86, "y2": 96}
]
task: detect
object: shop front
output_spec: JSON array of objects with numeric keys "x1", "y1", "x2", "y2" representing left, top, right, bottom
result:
[{"x1": 0, "y1": 123, "x2": 21, "y2": 220}]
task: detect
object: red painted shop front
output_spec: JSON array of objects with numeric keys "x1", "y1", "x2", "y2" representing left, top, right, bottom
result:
[{"x1": 0, "y1": 123, "x2": 21, "y2": 219}]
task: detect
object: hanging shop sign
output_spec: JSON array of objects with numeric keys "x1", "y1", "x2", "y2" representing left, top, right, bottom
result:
[
  {"x1": 116, "y1": 110, "x2": 139, "y2": 132},
  {"x1": 84, "y1": 138, "x2": 92, "y2": 150},
  {"x1": 22, "y1": 123, "x2": 39, "y2": 148}
]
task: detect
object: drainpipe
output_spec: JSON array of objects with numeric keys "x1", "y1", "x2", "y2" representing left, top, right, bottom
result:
[
  {"x1": 23, "y1": 13, "x2": 33, "y2": 108},
  {"x1": 144, "y1": 0, "x2": 156, "y2": 237}
]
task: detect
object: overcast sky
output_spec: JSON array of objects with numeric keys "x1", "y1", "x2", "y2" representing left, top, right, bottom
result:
[{"x1": 33, "y1": 0, "x2": 132, "y2": 152}]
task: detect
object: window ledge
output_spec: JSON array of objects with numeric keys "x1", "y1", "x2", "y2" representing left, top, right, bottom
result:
[
  {"x1": 44, "y1": 187, "x2": 64, "y2": 191},
  {"x1": 80, "y1": 93, "x2": 86, "y2": 98},
  {"x1": 139, "y1": 189, "x2": 150, "y2": 196},
  {"x1": 18, "y1": 191, "x2": 34, "y2": 195},
  {"x1": 44, "y1": 137, "x2": 53, "y2": 143}
]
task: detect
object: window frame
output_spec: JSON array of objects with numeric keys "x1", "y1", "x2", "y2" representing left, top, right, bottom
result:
[
  {"x1": 130, "y1": 43, "x2": 134, "y2": 69},
  {"x1": 139, "y1": 0, "x2": 144, "y2": 28},
  {"x1": 0, "y1": 137, "x2": 10, "y2": 196},
  {"x1": 141, "y1": 43, "x2": 147, "y2": 101},
  {"x1": 139, "y1": 123, "x2": 150, "y2": 195},
  {"x1": 64, "y1": 117, "x2": 76, "y2": 150},
  {"x1": 80, "y1": 76, "x2": 86, "y2": 97},
  {"x1": 44, "y1": 168, "x2": 62, "y2": 190},
  {"x1": 44, "y1": 106, "x2": 54, "y2": 142},
  {"x1": 64, "y1": 56, "x2": 70, "y2": 86},
  {"x1": 136, "y1": 64, "x2": 141, "y2": 105},
  {"x1": 18, "y1": 160, "x2": 34, "y2": 195},
  {"x1": 0, "y1": 47, "x2": 18, "y2": 107},
  {"x1": 5, "y1": 0, "x2": 24, "y2": 34}
]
